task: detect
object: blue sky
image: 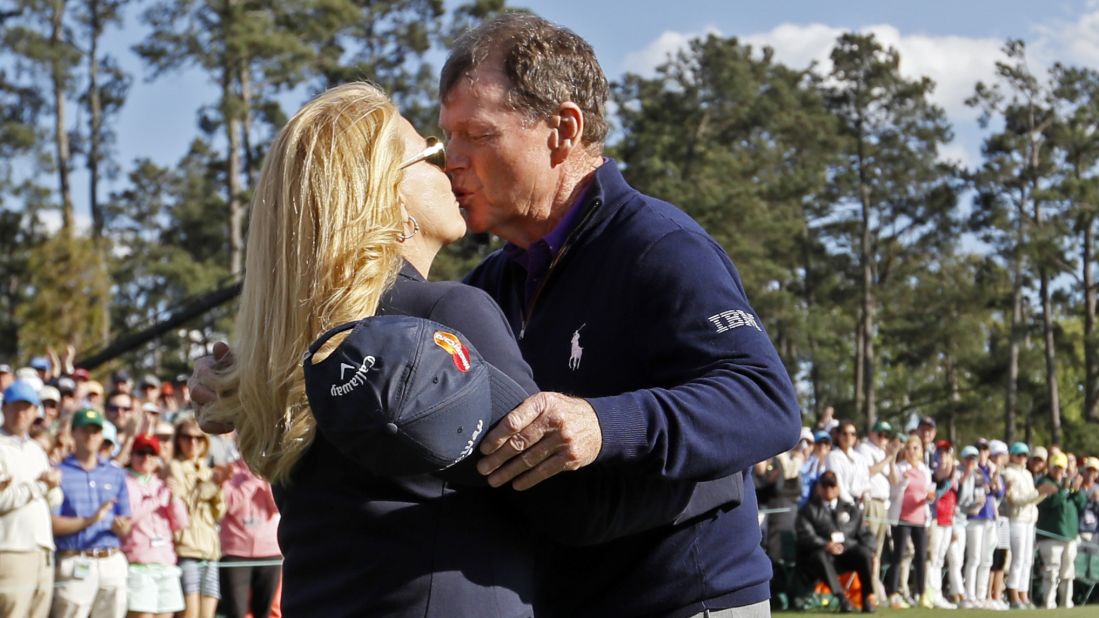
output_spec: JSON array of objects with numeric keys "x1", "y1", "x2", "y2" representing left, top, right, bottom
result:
[{"x1": 50, "y1": 0, "x2": 1099, "y2": 229}]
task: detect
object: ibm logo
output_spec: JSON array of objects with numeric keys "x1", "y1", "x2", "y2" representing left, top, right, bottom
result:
[{"x1": 707, "y1": 310, "x2": 761, "y2": 334}]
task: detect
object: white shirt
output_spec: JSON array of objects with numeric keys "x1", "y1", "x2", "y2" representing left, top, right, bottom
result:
[
  {"x1": 826, "y1": 446, "x2": 871, "y2": 505},
  {"x1": 857, "y1": 438, "x2": 892, "y2": 502},
  {"x1": 0, "y1": 432, "x2": 62, "y2": 552}
]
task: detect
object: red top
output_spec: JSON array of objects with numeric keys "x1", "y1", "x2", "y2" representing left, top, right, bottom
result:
[{"x1": 900, "y1": 463, "x2": 931, "y2": 525}]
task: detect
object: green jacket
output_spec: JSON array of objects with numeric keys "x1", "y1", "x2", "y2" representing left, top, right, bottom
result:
[{"x1": 1035, "y1": 475, "x2": 1088, "y2": 540}]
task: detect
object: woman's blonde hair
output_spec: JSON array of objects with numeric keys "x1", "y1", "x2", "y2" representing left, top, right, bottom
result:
[{"x1": 203, "y1": 82, "x2": 405, "y2": 483}]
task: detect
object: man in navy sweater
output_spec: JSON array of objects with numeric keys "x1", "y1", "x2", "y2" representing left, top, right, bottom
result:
[{"x1": 439, "y1": 13, "x2": 801, "y2": 618}]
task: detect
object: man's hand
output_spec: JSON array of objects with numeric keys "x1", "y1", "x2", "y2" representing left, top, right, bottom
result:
[
  {"x1": 1038, "y1": 482, "x2": 1058, "y2": 496},
  {"x1": 477, "y1": 392, "x2": 602, "y2": 491},
  {"x1": 110, "y1": 515, "x2": 132, "y2": 538},
  {"x1": 86, "y1": 500, "x2": 115, "y2": 527},
  {"x1": 826, "y1": 541, "x2": 844, "y2": 555},
  {"x1": 38, "y1": 469, "x2": 61, "y2": 489},
  {"x1": 190, "y1": 341, "x2": 235, "y2": 434}
]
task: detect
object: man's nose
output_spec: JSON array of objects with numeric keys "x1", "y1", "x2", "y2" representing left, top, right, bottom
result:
[{"x1": 444, "y1": 140, "x2": 468, "y2": 174}]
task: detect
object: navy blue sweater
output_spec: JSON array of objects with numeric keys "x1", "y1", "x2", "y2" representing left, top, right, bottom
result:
[{"x1": 466, "y1": 159, "x2": 802, "y2": 617}]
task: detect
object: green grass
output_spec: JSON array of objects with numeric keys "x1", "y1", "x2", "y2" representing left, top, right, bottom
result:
[{"x1": 776, "y1": 608, "x2": 1094, "y2": 617}]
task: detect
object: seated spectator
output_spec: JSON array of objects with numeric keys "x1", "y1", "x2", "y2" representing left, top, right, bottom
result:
[
  {"x1": 218, "y1": 456, "x2": 282, "y2": 618},
  {"x1": 795, "y1": 470, "x2": 876, "y2": 613},
  {"x1": 121, "y1": 435, "x2": 189, "y2": 618}
]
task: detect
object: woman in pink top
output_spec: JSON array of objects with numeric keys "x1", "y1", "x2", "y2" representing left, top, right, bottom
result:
[
  {"x1": 886, "y1": 437, "x2": 934, "y2": 608},
  {"x1": 218, "y1": 456, "x2": 282, "y2": 618},
  {"x1": 122, "y1": 435, "x2": 189, "y2": 618}
]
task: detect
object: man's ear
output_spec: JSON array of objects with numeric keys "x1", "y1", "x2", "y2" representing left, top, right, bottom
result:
[{"x1": 549, "y1": 102, "x2": 584, "y2": 165}]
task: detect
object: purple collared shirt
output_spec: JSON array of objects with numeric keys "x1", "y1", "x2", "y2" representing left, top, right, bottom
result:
[{"x1": 502, "y1": 184, "x2": 592, "y2": 308}]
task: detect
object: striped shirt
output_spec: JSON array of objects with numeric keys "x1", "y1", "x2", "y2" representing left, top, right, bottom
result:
[{"x1": 54, "y1": 455, "x2": 131, "y2": 551}]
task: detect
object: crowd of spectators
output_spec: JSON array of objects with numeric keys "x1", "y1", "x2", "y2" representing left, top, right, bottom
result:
[
  {"x1": 0, "y1": 355, "x2": 282, "y2": 618},
  {"x1": 757, "y1": 408, "x2": 1099, "y2": 612}
]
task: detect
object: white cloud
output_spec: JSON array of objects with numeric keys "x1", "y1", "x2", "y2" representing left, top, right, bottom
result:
[
  {"x1": 38, "y1": 209, "x2": 92, "y2": 236},
  {"x1": 1035, "y1": 1, "x2": 1099, "y2": 68},
  {"x1": 622, "y1": 25, "x2": 723, "y2": 76}
]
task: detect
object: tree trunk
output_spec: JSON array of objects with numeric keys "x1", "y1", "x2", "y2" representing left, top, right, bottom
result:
[
  {"x1": 1039, "y1": 266, "x2": 1062, "y2": 444},
  {"x1": 947, "y1": 358, "x2": 959, "y2": 445},
  {"x1": 1084, "y1": 214, "x2": 1098, "y2": 422},
  {"x1": 801, "y1": 222, "x2": 821, "y2": 418},
  {"x1": 239, "y1": 58, "x2": 258, "y2": 190},
  {"x1": 1005, "y1": 248, "x2": 1022, "y2": 443},
  {"x1": 51, "y1": 0, "x2": 72, "y2": 236},
  {"x1": 224, "y1": 65, "x2": 244, "y2": 276},
  {"x1": 856, "y1": 111, "x2": 876, "y2": 426},
  {"x1": 87, "y1": 0, "x2": 103, "y2": 240}
]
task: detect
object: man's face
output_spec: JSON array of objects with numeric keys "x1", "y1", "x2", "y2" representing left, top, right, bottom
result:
[
  {"x1": 439, "y1": 65, "x2": 557, "y2": 240},
  {"x1": 819, "y1": 481, "x2": 840, "y2": 502},
  {"x1": 837, "y1": 425, "x2": 857, "y2": 449},
  {"x1": 106, "y1": 394, "x2": 133, "y2": 427},
  {"x1": 2, "y1": 401, "x2": 38, "y2": 435},
  {"x1": 73, "y1": 424, "x2": 104, "y2": 457},
  {"x1": 917, "y1": 423, "x2": 935, "y2": 445}
]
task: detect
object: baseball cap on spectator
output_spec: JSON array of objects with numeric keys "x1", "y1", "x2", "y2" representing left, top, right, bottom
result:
[
  {"x1": 1009, "y1": 442, "x2": 1030, "y2": 456},
  {"x1": 0, "y1": 364, "x2": 11, "y2": 374},
  {"x1": 29, "y1": 357, "x2": 49, "y2": 371},
  {"x1": 813, "y1": 429, "x2": 832, "y2": 443},
  {"x1": 302, "y1": 315, "x2": 532, "y2": 482},
  {"x1": 84, "y1": 380, "x2": 104, "y2": 397},
  {"x1": 72, "y1": 408, "x2": 105, "y2": 430},
  {"x1": 142, "y1": 402, "x2": 161, "y2": 415},
  {"x1": 1083, "y1": 457, "x2": 1099, "y2": 471},
  {"x1": 154, "y1": 420, "x2": 174, "y2": 442},
  {"x1": 3, "y1": 380, "x2": 41, "y2": 407},
  {"x1": 961, "y1": 445, "x2": 979, "y2": 459},
  {"x1": 918, "y1": 416, "x2": 936, "y2": 428},
  {"x1": 160, "y1": 382, "x2": 174, "y2": 397},
  {"x1": 101, "y1": 420, "x2": 117, "y2": 445},
  {"x1": 140, "y1": 374, "x2": 161, "y2": 390},
  {"x1": 799, "y1": 427, "x2": 814, "y2": 443},
  {"x1": 72, "y1": 368, "x2": 90, "y2": 381},
  {"x1": 935, "y1": 439, "x2": 952, "y2": 451},
  {"x1": 1031, "y1": 446, "x2": 1048, "y2": 461},
  {"x1": 111, "y1": 369, "x2": 131, "y2": 384},
  {"x1": 989, "y1": 440, "x2": 1008, "y2": 456},
  {"x1": 57, "y1": 376, "x2": 76, "y2": 395},
  {"x1": 38, "y1": 385, "x2": 60, "y2": 404},
  {"x1": 872, "y1": 419, "x2": 894, "y2": 436},
  {"x1": 132, "y1": 434, "x2": 160, "y2": 456},
  {"x1": 1050, "y1": 452, "x2": 1069, "y2": 469},
  {"x1": 15, "y1": 369, "x2": 43, "y2": 392},
  {"x1": 976, "y1": 438, "x2": 990, "y2": 450}
]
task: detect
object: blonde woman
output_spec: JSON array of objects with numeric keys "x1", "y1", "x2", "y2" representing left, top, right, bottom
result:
[
  {"x1": 200, "y1": 82, "x2": 539, "y2": 616},
  {"x1": 167, "y1": 417, "x2": 224, "y2": 618}
]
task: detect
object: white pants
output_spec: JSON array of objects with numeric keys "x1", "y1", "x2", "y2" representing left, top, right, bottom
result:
[
  {"x1": 927, "y1": 523, "x2": 955, "y2": 598},
  {"x1": 946, "y1": 522, "x2": 967, "y2": 599},
  {"x1": 964, "y1": 519, "x2": 996, "y2": 600},
  {"x1": 1006, "y1": 521, "x2": 1035, "y2": 592},
  {"x1": 50, "y1": 552, "x2": 127, "y2": 618},
  {"x1": 1038, "y1": 538, "x2": 1078, "y2": 608}
]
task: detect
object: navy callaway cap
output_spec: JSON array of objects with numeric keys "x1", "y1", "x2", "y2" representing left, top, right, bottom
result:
[{"x1": 302, "y1": 315, "x2": 532, "y2": 480}]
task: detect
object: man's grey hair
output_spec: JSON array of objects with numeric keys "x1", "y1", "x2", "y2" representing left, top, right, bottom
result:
[{"x1": 440, "y1": 12, "x2": 610, "y2": 147}]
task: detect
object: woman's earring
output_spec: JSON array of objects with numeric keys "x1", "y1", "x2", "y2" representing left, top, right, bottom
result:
[{"x1": 397, "y1": 214, "x2": 420, "y2": 243}]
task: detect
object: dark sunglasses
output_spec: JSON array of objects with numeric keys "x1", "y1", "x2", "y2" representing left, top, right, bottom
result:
[
  {"x1": 399, "y1": 137, "x2": 446, "y2": 170},
  {"x1": 107, "y1": 404, "x2": 132, "y2": 412}
]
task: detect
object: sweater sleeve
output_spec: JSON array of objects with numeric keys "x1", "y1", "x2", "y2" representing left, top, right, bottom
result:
[{"x1": 589, "y1": 229, "x2": 801, "y2": 480}]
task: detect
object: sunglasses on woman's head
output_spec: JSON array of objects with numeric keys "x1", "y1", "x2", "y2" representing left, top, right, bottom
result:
[{"x1": 399, "y1": 137, "x2": 446, "y2": 171}]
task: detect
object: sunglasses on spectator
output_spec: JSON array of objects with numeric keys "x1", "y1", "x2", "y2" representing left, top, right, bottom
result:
[
  {"x1": 107, "y1": 404, "x2": 132, "y2": 412},
  {"x1": 399, "y1": 137, "x2": 446, "y2": 170}
]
